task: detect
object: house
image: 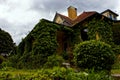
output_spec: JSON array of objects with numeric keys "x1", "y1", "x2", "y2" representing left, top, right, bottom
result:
[
  {"x1": 54, "y1": 6, "x2": 119, "y2": 26},
  {"x1": 53, "y1": 6, "x2": 120, "y2": 54},
  {"x1": 17, "y1": 6, "x2": 120, "y2": 62},
  {"x1": 101, "y1": 9, "x2": 118, "y2": 21}
]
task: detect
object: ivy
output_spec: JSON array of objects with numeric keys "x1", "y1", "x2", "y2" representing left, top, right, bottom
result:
[
  {"x1": 112, "y1": 23, "x2": 120, "y2": 45},
  {"x1": 66, "y1": 25, "x2": 83, "y2": 51},
  {"x1": 85, "y1": 18, "x2": 113, "y2": 44},
  {"x1": 16, "y1": 19, "x2": 73, "y2": 69}
]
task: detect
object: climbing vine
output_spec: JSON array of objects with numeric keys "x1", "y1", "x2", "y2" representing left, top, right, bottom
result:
[
  {"x1": 85, "y1": 18, "x2": 113, "y2": 44},
  {"x1": 16, "y1": 19, "x2": 73, "y2": 69},
  {"x1": 112, "y1": 23, "x2": 120, "y2": 45}
]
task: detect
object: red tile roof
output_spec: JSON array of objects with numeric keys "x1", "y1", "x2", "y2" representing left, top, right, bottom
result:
[
  {"x1": 73, "y1": 11, "x2": 97, "y2": 25},
  {"x1": 55, "y1": 13, "x2": 73, "y2": 26},
  {"x1": 55, "y1": 11, "x2": 97, "y2": 27}
]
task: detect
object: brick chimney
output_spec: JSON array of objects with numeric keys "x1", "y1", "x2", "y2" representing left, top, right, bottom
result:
[{"x1": 68, "y1": 6, "x2": 77, "y2": 20}]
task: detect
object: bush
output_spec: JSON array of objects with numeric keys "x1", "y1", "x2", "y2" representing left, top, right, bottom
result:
[
  {"x1": 0, "y1": 56, "x2": 6, "y2": 64},
  {"x1": 16, "y1": 52, "x2": 48, "y2": 69},
  {"x1": 15, "y1": 19, "x2": 73, "y2": 69},
  {"x1": 44, "y1": 55, "x2": 64, "y2": 68},
  {"x1": 74, "y1": 40, "x2": 115, "y2": 71},
  {"x1": 112, "y1": 23, "x2": 120, "y2": 45}
]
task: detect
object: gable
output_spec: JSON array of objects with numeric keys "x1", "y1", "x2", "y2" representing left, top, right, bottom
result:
[
  {"x1": 54, "y1": 16, "x2": 63, "y2": 24},
  {"x1": 53, "y1": 12, "x2": 98, "y2": 27}
]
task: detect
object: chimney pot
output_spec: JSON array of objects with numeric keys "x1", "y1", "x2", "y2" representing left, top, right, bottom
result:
[{"x1": 67, "y1": 6, "x2": 77, "y2": 20}]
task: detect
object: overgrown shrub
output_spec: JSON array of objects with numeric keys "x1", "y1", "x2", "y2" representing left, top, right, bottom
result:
[
  {"x1": 62, "y1": 51, "x2": 69, "y2": 60},
  {"x1": 0, "y1": 55, "x2": 6, "y2": 64},
  {"x1": 112, "y1": 55, "x2": 120, "y2": 69},
  {"x1": 15, "y1": 19, "x2": 73, "y2": 69},
  {"x1": 16, "y1": 52, "x2": 49, "y2": 69},
  {"x1": 109, "y1": 45, "x2": 120, "y2": 69},
  {"x1": 112, "y1": 23, "x2": 120, "y2": 45},
  {"x1": 44, "y1": 55, "x2": 64, "y2": 68},
  {"x1": 74, "y1": 40, "x2": 115, "y2": 71}
]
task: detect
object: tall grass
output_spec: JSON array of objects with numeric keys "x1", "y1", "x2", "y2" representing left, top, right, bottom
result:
[{"x1": 0, "y1": 67, "x2": 114, "y2": 80}]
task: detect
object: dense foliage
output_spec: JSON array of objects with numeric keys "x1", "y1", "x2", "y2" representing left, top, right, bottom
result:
[
  {"x1": 85, "y1": 18, "x2": 113, "y2": 44},
  {"x1": 112, "y1": 23, "x2": 120, "y2": 45},
  {"x1": 74, "y1": 40, "x2": 115, "y2": 71},
  {"x1": 44, "y1": 55, "x2": 64, "y2": 68},
  {"x1": 0, "y1": 67, "x2": 114, "y2": 80},
  {"x1": 14, "y1": 19, "x2": 73, "y2": 69},
  {"x1": 0, "y1": 28, "x2": 14, "y2": 55},
  {"x1": 1, "y1": 10, "x2": 120, "y2": 80}
]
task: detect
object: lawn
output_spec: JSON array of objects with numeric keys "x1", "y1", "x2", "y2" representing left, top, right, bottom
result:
[
  {"x1": 111, "y1": 69, "x2": 120, "y2": 74},
  {"x1": 0, "y1": 67, "x2": 117, "y2": 80},
  {"x1": 0, "y1": 67, "x2": 38, "y2": 79}
]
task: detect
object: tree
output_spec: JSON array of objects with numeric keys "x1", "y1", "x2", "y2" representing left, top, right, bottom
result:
[{"x1": 0, "y1": 28, "x2": 14, "y2": 55}]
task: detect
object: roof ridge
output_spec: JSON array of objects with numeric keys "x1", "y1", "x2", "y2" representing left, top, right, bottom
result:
[
  {"x1": 56, "y1": 13, "x2": 71, "y2": 19},
  {"x1": 55, "y1": 11, "x2": 98, "y2": 27},
  {"x1": 72, "y1": 11, "x2": 97, "y2": 26}
]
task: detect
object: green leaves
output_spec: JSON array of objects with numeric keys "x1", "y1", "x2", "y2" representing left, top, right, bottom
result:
[
  {"x1": 85, "y1": 18, "x2": 113, "y2": 44},
  {"x1": 112, "y1": 23, "x2": 120, "y2": 45},
  {"x1": 0, "y1": 29, "x2": 14, "y2": 54},
  {"x1": 16, "y1": 19, "x2": 73, "y2": 69},
  {"x1": 74, "y1": 40, "x2": 115, "y2": 71}
]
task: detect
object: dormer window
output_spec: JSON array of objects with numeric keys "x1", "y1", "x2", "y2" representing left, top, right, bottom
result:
[
  {"x1": 113, "y1": 15, "x2": 117, "y2": 20},
  {"x1": 101, "y1": 9, "x2": 118, "y2": 21},
  {"x1": 109, "y1": 14, "x2": 112, "y2": 19}
]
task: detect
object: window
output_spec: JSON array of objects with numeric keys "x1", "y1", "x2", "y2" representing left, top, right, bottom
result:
[
  {"x1": 83, "y1": 29, "x2": 88, "y2": 32},
  {"x1": 81, "y1": 28, "x2": 88, "y2": 41},
  {"x1": 109, "y1": 14, "x2": 112, "y2": 19},
  {"x1": 113, "y1": 16, "x2": 116, "y2": 20}
]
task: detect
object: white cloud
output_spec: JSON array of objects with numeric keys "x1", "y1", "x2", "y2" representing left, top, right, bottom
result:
[
  {"x1": 0, "y1": 0, "x2": 120, "y2": 45},
  {"x1": 0, "y1": 0, "x2": 41, "y2": 44}
]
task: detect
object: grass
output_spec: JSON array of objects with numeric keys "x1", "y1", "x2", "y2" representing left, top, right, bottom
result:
[
  {"x1": 0, "y1": 67, "x2": 38, "y2": 79},
  {"x1": 0, "y1": 67, "x2": 116, "y2": 80},
  {"x1": 111, "y1": 69, "x2": 120, "y2": 74}
]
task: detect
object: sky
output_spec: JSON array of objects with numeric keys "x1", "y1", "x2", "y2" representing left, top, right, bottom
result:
[{"x1": 0, "y1": 0, "x2": 120, "y2": 45}]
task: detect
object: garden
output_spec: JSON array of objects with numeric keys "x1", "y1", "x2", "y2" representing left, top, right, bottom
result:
[{"x1": 1, "y1": 19, "x2": 120, "y2": 80}]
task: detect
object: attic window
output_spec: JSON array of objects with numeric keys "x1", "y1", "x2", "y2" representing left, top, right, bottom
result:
[
  {"x1": 109, "y1": 14, "x2": 112, "y2": 19},
  {"x1": 113, "y1": 16, "x2": 117, "y2": 20}
]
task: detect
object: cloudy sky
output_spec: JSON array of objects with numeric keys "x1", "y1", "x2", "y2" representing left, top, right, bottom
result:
[{"x1": 0, "y1": 0, "x2": 120, "y2": 45}]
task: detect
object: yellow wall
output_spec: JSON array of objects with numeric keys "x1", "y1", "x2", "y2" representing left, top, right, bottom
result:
[
  {"x1": 102, "y1": 12, "x2": 117, "y2": 20},
  {"x1": 54, "y1": 16, "x2": 63, "y2": 24},
  {"x1": 68, "y1": 6, "x2": 77, "y2": 20},
  {"x1": 102, "y1": 12, "x2": 109, "y2": 17}
]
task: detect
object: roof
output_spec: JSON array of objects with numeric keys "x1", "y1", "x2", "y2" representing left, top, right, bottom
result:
[
  {"x1": 73, "y1": 11, "x2": 97, "y2": 25},
  {"x1": 57, "y1": 13, "x2": 73, "y2": 25},
  {"x1": 101, "y1": 9, "x2": 118, "y2": 16},
  {"x1": 54, "y1": 11, "x2": 97, "y2": 27}
]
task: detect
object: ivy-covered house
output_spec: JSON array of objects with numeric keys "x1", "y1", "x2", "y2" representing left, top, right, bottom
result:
[
  {"x1": 15, "y1": 6, "x2": 120, "y2": 69},
  {"x1": 18, "y1": 6, "x2": 120, "y2": 61},
  {"x1": 53, "y1": 6, "x2": 120, "y2": 54}
]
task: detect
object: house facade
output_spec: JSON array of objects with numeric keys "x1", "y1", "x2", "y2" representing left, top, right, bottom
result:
[{"x1": 53, "y1": 6, "x2": 120, "y2": 54}]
